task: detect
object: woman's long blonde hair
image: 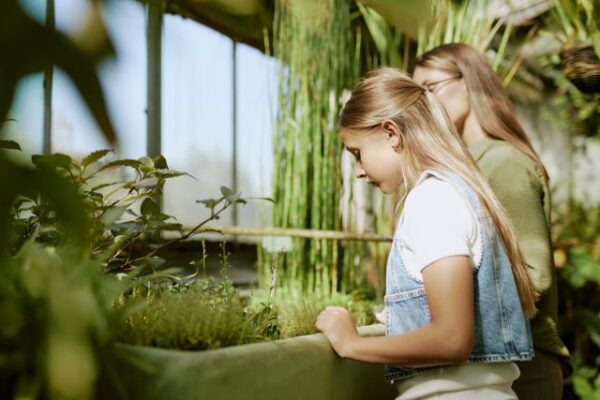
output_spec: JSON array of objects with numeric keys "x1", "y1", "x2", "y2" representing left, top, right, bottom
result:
[
  {"x1": 340, "y1": 68, "x2": 537, "y2": 317},
  {"x1": 415, "y1": 43, "x2": 548, "y2": 181}
]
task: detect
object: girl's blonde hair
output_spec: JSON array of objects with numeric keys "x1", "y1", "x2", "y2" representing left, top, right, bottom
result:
[
  {"x1": 415, "y1": 43, "x2": 548, "y2": 181},
  {"x1": 340, "y1": 68, "x2": 537, "y2": 317}
]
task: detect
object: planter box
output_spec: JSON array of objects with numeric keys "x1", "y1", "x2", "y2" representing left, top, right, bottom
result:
[{"x1": 100, "y1": 324, "x2": 397, "y2": 400}]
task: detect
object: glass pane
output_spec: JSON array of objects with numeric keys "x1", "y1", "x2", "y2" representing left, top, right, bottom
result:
[
  {"x1": 100, "y1": 0, "x2": 147, "y2": 159},
  {"x1": 2, "y1": 74, "x2": 44, "y2": 159},
  {"x1": 51, "y1": 0, "x2": 146, "y2": 159},
  {"x1": 162, "y1": 16, "x2": 234, "y2": 228},
  {"x1": 236, "y1": 44, "x2": 278, "y2": 228}
]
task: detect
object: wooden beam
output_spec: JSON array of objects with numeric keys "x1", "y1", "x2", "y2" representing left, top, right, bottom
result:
[{"x1": 183, "y1": 225, "x2": 393, "y2": 242}]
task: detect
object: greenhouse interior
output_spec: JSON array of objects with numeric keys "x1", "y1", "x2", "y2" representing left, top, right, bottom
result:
[{"x1": 1, "y1": 0, "x2": 599, "y2": 399}]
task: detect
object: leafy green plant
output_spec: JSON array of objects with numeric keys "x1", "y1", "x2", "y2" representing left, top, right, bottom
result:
[
  {"x1": 118, "y1": 279, "x2": 252, "y2": 351},
  {"x1": 9, "y1": 150, "x2": 184, "y2": 255},
  {"x1": 553, "y1": 200, "x2": 600, "y2": 399},
  {"x1": 416, "y1": 0, "x2": 534, "y2": 88},
  {"x1": 118, "y1": 248, "x2": 377, "y2": 351},
  {"x1": 272, "y1": 290, "x2": 376, "y2": 339},
  {"x1": 356, "y1": 3, "x2": 405, "y2": 70},
  {"x1": 1, "y1": 140, "x2": 252, "y2": 398},
  {"x1": 539, "y1": 1, "x2": 600, "y2": 142},
  {"x1": 6, "y1": 147, "x2": 248, "y2": 275},
  {"x1": 541, "y1": 69, "x2": 600, "y2": 140},
  {"x1": 570, "y1": 355, "x2": 600, "y2": 400},
  {"x1": 550, "y1": 0, "x2": 599, "y2": 52},
  {"x1": 118, "y1": 282, "x2": 377, "y2": 351},
  {"x1": 0, "y1": 241, "x2": 124, "y2": 400}
]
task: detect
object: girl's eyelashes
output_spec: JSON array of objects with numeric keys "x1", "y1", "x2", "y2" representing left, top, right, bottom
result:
[
  {"x1": 344, "y1": 146, "x2": 360, "y2": 162},
  {"x1": 350, "y1": 149, "x2": 360, "y2": 161}
]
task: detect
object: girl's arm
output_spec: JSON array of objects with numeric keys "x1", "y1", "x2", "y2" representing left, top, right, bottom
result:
[{"x1": 316, "y1": 255, "x2": 474, "y2": 366}]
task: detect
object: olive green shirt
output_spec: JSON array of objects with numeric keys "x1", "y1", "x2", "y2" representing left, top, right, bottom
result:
[{"x1": 469, "y1": 137, "x2": 571, "y2": 374}]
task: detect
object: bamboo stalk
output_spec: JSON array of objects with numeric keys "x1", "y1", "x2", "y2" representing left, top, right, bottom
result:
[{"x1": 264, "y1": 0, "x2": 366, "y2": 296}]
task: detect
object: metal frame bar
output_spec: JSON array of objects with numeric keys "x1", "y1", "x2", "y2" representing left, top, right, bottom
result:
[
  {"x1": 146, "y1": 0, "x2": 163, "y2": 158},
  {"x1": 43, "y1": 0, "x2": 55, "y2": 155},
  {"x1": 232, "y1": 41, "x2": 238, "y2": 225}
]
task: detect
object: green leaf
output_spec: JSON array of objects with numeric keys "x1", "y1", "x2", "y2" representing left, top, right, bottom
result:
[
  {"x1": 252, "y1": 196, "x2": 275, "y2": 203},
  {"x1": 83, "y1": 191, "x2": 103, "y2": 201},
  {"x1": 157, "y1": 170, "x2": 193, "y2": 179},
  {"x1": 108, "y1": 221, "x2": 145, "y2": 233},
  {"x1": 148, "y1": 221, "x2": 182, "y2": 231},
  {"x1": 0, "y1": 140, "x2": 21, "y2": 151},
  {"x1": 31, "y1": 154, "x2": 72, "y2": 170},
  {"x1": 197, "y1": 198, "x2": 219, "y2": 209},
  {"x1": 153, "y1": 155, "x2": 168, "y2": 169},
  {"x1": 12, "y1": 198, "x2": 32, "y2": 211},
  {"x1": 220, "y1": 186, "x2": 234, "y2": 197},
  {"x1": 138, "y1": 156, "x2": 154, "y2": 168},
  {"x1": 140, "y1": 198, "x2": 159, "y2": 217},
  {"x1": 98, "y1": 159, "x2": 142, "y2": 172},
  {"x1": 82, "y1": 149, "x2": 113, "y2": 167},
  {"x1": 573, "y1": 374, "x2": 594, "y2": 396},
  {"x1": 100, "y1": 206, "x2": 127, "y2": 226},
  {"x1": 0, "y1": 158, "x2": 91, "y2": 247},
  {"x1": 125, "y1": 177, "x2": 159, "y2": 190},
  {"x1": 147, "y1": 257, "x2": 166, "y2": 269},
  {"x1": 90, "y1": 181, "x2": 123, "y2": 191},
  {"x1": 576, "y1": 310, "x2": 600, "y2": 349},
  {"x1": 225, "y1": 193, "x2": 241, "y2": 204},
  {"x1": 152, "y1": 213, "x2": 172, "y2": 222}
]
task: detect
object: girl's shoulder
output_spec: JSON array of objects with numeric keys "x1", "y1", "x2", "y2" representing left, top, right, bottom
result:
[
  {"x1": 404, "y1": 174, "x2": 472, "y2": 217},
  {"x1": 407, "y1": 175, "x2": 454, "y2": 202}
]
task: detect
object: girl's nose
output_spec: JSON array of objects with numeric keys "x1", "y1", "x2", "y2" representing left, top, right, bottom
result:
[{"x1": 355, "y1": 164, "x2": 367, "y2": 179}]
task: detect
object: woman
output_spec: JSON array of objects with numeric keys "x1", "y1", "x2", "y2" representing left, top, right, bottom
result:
[{"x1": 412, "y1": 42, "x2": 571, "y2": 400}]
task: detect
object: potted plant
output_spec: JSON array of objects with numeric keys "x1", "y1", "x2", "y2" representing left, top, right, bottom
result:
[{"x1": 551, "y1": 0, "x2": 600, "y2": 93}]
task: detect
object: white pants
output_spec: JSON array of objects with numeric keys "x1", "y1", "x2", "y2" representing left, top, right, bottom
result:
[{"x1": 395, "y1": 362, "x2": 520, "y2": 400}]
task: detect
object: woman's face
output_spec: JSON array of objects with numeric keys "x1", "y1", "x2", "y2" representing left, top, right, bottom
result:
[
  {"x1": 413, "y1": 66, "x2": 470, "y2": 132},
  {"x1": 341, "y1": 126, "x2": 404, "y2": 194}
]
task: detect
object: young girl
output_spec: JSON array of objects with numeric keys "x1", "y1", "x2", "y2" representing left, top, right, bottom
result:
[
  {"x1": 413, "y1": 43, "x2": 571, "y2": 400},
  {"x1": 316, "y1": 68, "x2": 536, "y2": 399}
]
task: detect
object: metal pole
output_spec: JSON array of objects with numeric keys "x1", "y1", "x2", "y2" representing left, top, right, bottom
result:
[
  {"x1": 232, "y1": 41, "x2": 238, "y2": 226},
  {"x1": 43, "y1": 0, "x2": 55, "y2": 155},
  {"x1": 146, "y1": 0, "x2": 163, "y2": 158}
]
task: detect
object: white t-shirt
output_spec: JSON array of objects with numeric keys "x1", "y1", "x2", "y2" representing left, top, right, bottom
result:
[{"x1": 397, "y1": 172, "x2": 482, "y2": 281}]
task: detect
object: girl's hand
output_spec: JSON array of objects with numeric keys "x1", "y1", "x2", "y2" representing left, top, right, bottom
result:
[{"x1": 316, "y1": 306, "x2": 359, "y2": 358}]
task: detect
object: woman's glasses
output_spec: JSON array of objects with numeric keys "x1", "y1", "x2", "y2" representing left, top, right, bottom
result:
[{"x1": 423, "y1": 75, "x2": 462, "y2": 93}]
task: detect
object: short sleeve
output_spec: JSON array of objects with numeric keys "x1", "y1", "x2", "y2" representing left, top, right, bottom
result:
[{"x1": 399, "y1": 178, "x2": 479, "y2": 280}]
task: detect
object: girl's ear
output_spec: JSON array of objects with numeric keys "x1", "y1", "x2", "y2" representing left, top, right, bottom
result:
[{"x1": 381, "y1": 119, "x2": 402, "y2": 150}]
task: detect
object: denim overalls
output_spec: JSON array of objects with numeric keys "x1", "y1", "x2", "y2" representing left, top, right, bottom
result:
[{"x1": 384, "y1": 169, "x2": 533, "y2": 383}]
